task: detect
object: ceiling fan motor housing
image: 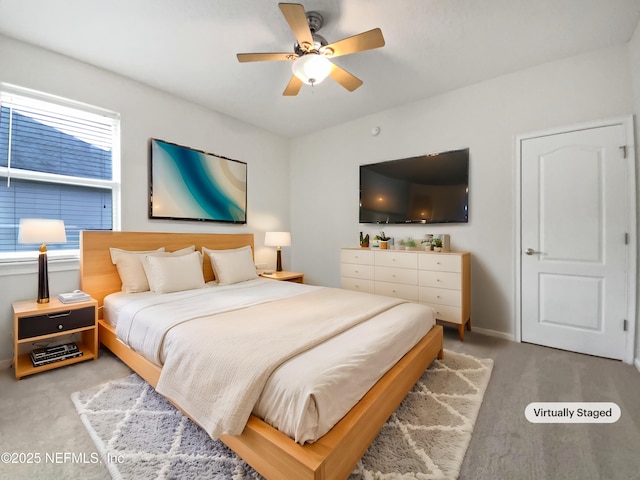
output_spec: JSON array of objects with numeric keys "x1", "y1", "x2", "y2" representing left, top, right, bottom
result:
[
  {"x1": 294, "y1": 11, "x2": 328, "y2": 56},
  {"x1": 294, "y1": 33, "x2": 328, "y2": 56},
  {"x1": 306, "y1": 11, "x2": 323, "y2": 33}
]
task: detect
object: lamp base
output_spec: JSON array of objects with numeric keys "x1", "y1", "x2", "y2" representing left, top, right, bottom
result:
[
  {"x1": 276, "y1": 248, "x2": 283, "y2": 272},
  {"x1": 37, "y1": 251, "x2": 50, "y2": 303}
]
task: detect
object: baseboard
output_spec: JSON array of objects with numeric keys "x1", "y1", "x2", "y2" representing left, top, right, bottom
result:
[
  {"x1": 472, "y1": 326, "x2": 515, "y2": 341},
  {"x1": 0, "y1": 358, "x2": 13, "y2": 370},
  {"x1": 635, "y1": 357, "x2": 640, "y2": 374}
]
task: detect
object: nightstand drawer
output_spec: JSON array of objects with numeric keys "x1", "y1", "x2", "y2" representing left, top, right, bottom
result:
[{"x1": 18, "y1": 306, "x2": 95, "y2": 339}]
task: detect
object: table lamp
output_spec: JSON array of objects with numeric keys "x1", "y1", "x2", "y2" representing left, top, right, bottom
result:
[
  {"x1": 264, "y1": 231, "x2": 291, "y2": 272},
  {"x1": 18, "y1": 218, "x2": 67, "y2": 303}
]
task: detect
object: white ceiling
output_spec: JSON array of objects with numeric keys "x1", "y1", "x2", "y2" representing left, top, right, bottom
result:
[{"x1": 1, "y1": 0, "x2": 639, "y2": 138}]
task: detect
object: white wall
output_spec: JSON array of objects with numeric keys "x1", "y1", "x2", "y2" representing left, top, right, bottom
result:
[
  {"x1": 629, "y1": 21, "x2": 640, "y2": 370},
  {"x1": 0, "y1": 35, "x2": 290, "y2": 363},
  {"x1": 290, "y1": 45, "x2": 635, "y2": 339},
  {"x1": 1, "y1": 33, "x2": 638, "y2": 364}
]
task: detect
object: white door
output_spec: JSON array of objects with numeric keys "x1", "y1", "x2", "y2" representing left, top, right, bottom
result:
[{"x1": 520, "y1": 123, "x2": 630, "y2": 360}]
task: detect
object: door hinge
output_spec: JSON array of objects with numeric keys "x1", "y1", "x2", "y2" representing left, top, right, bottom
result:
[
  {"x1": 620, "y1": 145, "x2": 627, "y2": 158},
  {"x1": 625, "y1": 233, "x2": 629, "y2": 245},
  {"x1": 623, "y1": 319, "x2": 628, "y2": 331}
]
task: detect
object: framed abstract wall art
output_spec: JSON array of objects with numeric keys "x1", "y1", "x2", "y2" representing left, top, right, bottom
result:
[{"x1": 149, "y1": 139, "x2": 247, "y2": 223}]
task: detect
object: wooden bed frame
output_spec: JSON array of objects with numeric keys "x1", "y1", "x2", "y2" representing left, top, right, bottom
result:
[{"x1": 79, "y1": 231, "x2": 444, "y2": 480}]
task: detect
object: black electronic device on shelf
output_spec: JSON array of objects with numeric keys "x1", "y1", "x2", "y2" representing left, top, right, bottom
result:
[{"x1": 30, "y1": 342, "x2": 82, "y2": 367}]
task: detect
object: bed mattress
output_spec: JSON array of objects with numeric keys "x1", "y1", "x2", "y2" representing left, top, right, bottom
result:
[{"x1": 104, "y1": 278, "x2": 435, "y2": 444}]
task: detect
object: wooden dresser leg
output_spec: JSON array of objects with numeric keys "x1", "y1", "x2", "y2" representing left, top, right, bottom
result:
[
  {"x1": 466, "y1": 317, "x2": 471, "y2": 331},
  {"x1": 457, "y1": 323, "x2": 465, "y2": 341}
]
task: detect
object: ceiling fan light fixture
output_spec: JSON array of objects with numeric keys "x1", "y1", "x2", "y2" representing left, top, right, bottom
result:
[
  {"x1": 237, "y1": 3, "x2": 384, "y2": 95},
  {"x1": 291, "y1": 54, "x2": 332, "y2": 86}
]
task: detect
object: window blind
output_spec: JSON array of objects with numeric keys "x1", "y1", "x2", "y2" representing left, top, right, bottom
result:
[{"x1": 0, "y1": 89, "x2": 120, "y2": 254}]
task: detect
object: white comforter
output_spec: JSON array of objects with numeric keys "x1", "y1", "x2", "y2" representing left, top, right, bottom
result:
[
  {"x1": 110, "y1": 278, "x2": 435, "y2": 443},
  {"x1": 115, "y1": 278, "x2": 318, "y2": 364}
]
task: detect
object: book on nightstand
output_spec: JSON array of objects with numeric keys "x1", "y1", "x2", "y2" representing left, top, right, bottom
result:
[{"x1": 58, "y1": 290, "x2": 91, "y2": 304}]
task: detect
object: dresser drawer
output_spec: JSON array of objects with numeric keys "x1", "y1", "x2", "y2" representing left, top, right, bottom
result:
[
  {"x1": 419, "y1": 254, "x2": 461, "y2": 272},
  {"x1": 374, "y1": 251, "x2": 418, "y2": 269},
  {"x1": 418, "y1": 271, "x2": 462, "y2": 290},
  {"x1": 341, "y1": 263, "x2": 374, "y2": 280},
  {"x1": 374, "y1": 281, "x2": 419, "y2": 301},
  {"x1": 428, "y1": 304, "x2": 463, "y2": 324},
  {"x1": 341, "y1": 277, "x2": 375, "y2": 294},
  {"x1": 419, "y1": 286, "x2": 462, "y2": 307},
  {"x1": 341, "y1": 249, "x2": 374, "y2": 265},
  {"x1": 375, "y1": 266, "x2": 418, "y2": 285},
  {"x1": 18, "y1": 306, "x2": 95, "y2": 339}
]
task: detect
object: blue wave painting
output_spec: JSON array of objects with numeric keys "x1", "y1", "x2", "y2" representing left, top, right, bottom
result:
[{"x1": 150, "y1": 139, "x2": 247, "y2": 223}]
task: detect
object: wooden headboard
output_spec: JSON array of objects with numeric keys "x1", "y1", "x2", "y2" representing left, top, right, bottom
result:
[{"x1": 80, "y1": 231, "x2": 254, "y2": 314}]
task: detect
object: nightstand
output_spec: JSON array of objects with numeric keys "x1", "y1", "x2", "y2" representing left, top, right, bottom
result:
[
  {"x1": 260, "y1": 271, "x2": 305, "y2": 283},
  {"x1": 12, "y1": 297, "x2": 99, "y2": 380}
]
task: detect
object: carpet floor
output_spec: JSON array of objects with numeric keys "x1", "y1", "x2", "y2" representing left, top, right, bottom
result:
[{"x1": 71, "y1": 349, "x2": 493, "y2": 480}]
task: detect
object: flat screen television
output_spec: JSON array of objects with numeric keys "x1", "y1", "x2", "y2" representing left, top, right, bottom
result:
[
  {"x1": 149, "y1": 138, "x2": 247, "y2": 223},
  {"x1": 359, "y1": 148, "x2": 469, "y2": 224}
]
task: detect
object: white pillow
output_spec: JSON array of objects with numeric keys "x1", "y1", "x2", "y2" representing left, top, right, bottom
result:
[
  {"x1": 141, "y1": 245, "x2": 199, "y2": 292},
  {"x1": 110, "y1": 247, "x2": 165, "y2": 293},
  {"x1": 141, "y1": 251, "x2": 205, "y2": 294},
  {"x1": 204, "y1": 245, "x2": 258, "y2": 285}
]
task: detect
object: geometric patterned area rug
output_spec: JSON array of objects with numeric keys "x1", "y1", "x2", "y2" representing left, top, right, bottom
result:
[{"x1": 71, "y1": 349, "x2": 493, "y2": 480}]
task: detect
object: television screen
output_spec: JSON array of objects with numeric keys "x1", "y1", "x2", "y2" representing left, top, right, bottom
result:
[
  {"x1": 359, "y1": 148, "x2": 469, "y2": 224},
  {"x1": 149, "y1": 139, "x2": 247, "y2": 223}
]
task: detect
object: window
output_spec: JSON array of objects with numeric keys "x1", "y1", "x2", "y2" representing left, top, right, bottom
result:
[{"x1": 0, "y1": 86, "x2": 120, "y2": 258}]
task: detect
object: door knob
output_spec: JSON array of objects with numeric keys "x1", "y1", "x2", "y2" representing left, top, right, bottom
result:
[{"x1": 525, "y1": 248, "x2": 541, "y2": 255}]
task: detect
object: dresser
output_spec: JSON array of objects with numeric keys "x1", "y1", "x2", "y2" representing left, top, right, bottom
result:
[{"x1": 341, "y1": 248, "x2": 471, "y2": 340}]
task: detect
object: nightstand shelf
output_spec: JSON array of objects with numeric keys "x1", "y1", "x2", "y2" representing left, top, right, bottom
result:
[
  {"x1": 14, "y1": 341, "x2": 96, "y2": 378},
  {"x1": 12, "y1": 297, "x2": 98, "y2": 380}
]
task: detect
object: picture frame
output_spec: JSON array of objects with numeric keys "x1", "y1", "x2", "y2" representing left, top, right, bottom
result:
[{"x1": 149, "y1": 138, "x2": 247, "y2": 224}]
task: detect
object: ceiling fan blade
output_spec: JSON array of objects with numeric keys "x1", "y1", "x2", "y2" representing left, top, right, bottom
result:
[
  {"x1": 323, "y1": 28, "x2": 385, "y2": 58},
  {"x1": 279, "y1": 3, "x2": 314, "y2": 51},
  {"x1": 283, "y1": 75, "x2": 303, "y2": 96},
  {"x1": 329, "y1": 63, "x2": 363, "y2": 91},
  {"x1": 237, "y1": 52, "x2": 294, "y2": 63}
]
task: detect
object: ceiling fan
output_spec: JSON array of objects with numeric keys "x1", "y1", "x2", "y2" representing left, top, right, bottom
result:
[{"x1": 236, "y1": 3, "x2": 385, "y2": 96}]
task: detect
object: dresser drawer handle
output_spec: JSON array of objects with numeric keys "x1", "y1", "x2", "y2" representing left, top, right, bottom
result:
[
  {"x1": 48, "y1": 311, "x2": 71, "y2": 319},
  {"x1": 58, "y1": 324, "x2": 64, "y2": 330}
]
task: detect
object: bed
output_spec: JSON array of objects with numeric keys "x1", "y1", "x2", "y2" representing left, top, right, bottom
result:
[{"x1": 80, "y1": 231, "x2": 444, "y2": 480}]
